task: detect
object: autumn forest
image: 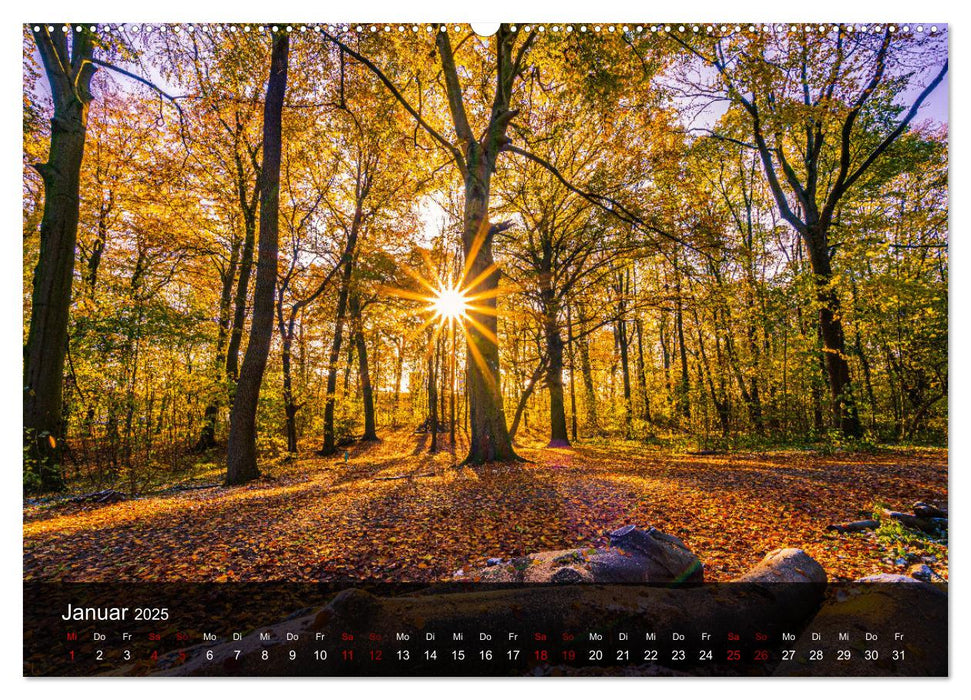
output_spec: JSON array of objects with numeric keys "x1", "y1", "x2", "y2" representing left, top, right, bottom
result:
[{"x1": 23, "y1": 23, "x2": 948, "y2": 583}]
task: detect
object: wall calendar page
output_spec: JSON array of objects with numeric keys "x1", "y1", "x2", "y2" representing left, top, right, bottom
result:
[{"x1": 20, "y1": 14, "x2": 949, "y2": 681}]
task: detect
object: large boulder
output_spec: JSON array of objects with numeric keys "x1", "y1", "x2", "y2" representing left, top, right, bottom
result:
[
  {"x1": 463, "y1": 525, "x2": 703, "y2": 584},
  {"x1": 735, "y1": 547, "x2": 827, "y2": 584}
]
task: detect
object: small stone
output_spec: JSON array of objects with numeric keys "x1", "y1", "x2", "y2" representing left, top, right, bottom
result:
[
  {"x1": 894, "y1": 557, "x2": 908, "y2": 567},
  {"x1": 908, "y1": 564, "x2": 935, "y2": 582},
  {"x1": 550, "y1": 567, "x2": 583, "y2": 584},
  {"x1": 486, "y1": 558, "x2": 502, "y2": 567}
]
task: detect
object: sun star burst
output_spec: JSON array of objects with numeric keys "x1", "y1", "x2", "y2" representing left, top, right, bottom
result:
[{"x1": 430, "y1": 284, "x2": 470, "y2": 321}]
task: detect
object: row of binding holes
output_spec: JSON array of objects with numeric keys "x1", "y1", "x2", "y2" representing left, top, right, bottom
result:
[{"x1": 32, "y1": 24, "x2": 941, "y2": 35}]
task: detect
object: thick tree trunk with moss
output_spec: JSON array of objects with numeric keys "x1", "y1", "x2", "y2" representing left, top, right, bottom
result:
[
  {"x1": 461, "y1": 183, "x2": 517, "y2": 463},
  {"x1": 805, "y1": 230, "x2": 862, "y2": 437},
  {"x1": 437, "y1": 26, "x2": 530, "y2": 464},
  {"x1": 24, "y1": 28, "x2": 96, "y2": 493},
  {"x1": 225, "y1": 32, "x2": 289, "y2": 486}
]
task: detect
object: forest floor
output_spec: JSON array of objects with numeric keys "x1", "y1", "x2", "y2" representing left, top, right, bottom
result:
[{"x1": 23, "y1": 428, "x2": 948, "y2": 583}]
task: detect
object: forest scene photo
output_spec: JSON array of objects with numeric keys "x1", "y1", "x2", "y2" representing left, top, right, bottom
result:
[{"x1": 23, "y1": 23, "x2": 948, "y2": 585}]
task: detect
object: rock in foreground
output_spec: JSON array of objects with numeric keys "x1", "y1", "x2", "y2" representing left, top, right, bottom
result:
[{"x1": 463, "y1": 525, "x2": 703, "y2": 584}]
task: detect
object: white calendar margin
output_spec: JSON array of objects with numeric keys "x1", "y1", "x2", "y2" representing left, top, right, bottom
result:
[{"x1": 1, "y1": 0, "x2": 961, "y2": 695}]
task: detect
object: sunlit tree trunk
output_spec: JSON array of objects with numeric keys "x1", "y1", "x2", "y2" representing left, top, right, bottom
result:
[
  {"x1": 324, "y1": 25, "x2": 533, "y2": 463},
  {"x1": 350, "y1": 293, "x2": 377, "y2": 441},
  {"x1": 509, "y1": 360, "x2": 545, "y2": 440},
  {"x1": 225, "y1": 163, "x2": 260, "y2": 382},
  {"x1": 196, "y1": 236, "x2": 241, "y2": 451},
  {"x1": 428, "y1": 326, "x2": 439, "y2": 453},
  {"x1": 439, "y1": 27, "x2": 530, "y2": 464},
  {"x1": 659, "y1": 312, "x2": 672, "y2": 416},
  {"x1": 391, "y1": 337, "x2": 403, "y2": 428},
  {"x1": 319, "y1": 212, "x2": 359, "y2": 456},
  {"x1": 460, "y1": 177, "x2": 516, "y2": 462},
  {"x1": 226, "y1": 32, "x2": 289, "y2": 485}
]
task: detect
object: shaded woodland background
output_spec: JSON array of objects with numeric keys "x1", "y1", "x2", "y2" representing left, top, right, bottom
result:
[{"x1": 23, "y1": 23, "x2": 947, "y2": 497}]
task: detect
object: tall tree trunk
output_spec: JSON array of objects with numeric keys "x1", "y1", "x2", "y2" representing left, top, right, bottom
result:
[
  {"x1": 566, "y1": 303, "x2": 579, "y2": 441},
  {"x1": 281, "y1": 332, "x2": 298, "y2": 454},
  {"x1": 634, "y1": 317, "x2": 651, "y2": 424},
  {"x1": 743, "y1": 303, "x2": 765, "y2": 433},
  {"x1": 659, "y1": 312, "x2": 672, "y2": 415},
  {"x1": 544, "y1": 315, "x2": 569, "y2": 447},
  {"x1": 449, "y1": 322, "x2": 457, "y2": 445},
  {"x1": 391, "y1": 337, "x2": 403, "y2": 428},
  {"x1": 329, "y1": 26, "x2": 530, "y2": 463},
  {"x1": 614, "y1": 275, "x2": 633, "y2": 440},
  {"x1": 616, "y1": 319, "x2": 633, "y2": 438},
  {"x1": 319, "y1": 215, "x2": 360, "y2": 456},
  {"x1": 441, "y1": 26, "x2": 524, "y2": 464},
  {"x1": 428, "y1": 327, "x2": 439, "y2": 453},
  {"x1": 225, "y1": 193, "x2": 258, "y2": 382},
  {"x1": 196, "y1": 236, "x2": 241, "y2": 451},
  {"x1": 350, "y1": 293, "x2": 377, "y2": 441},
  {"x1": 84, "y1": 194, "x2": 111, "y2": 299},
  {"x1": 460, "y1": 185, "x2": 516, "y2": 463},
  {"x1": 225, "y1": 32, "x2": 289, "y2": 485},
  {"x1": 811, "y1": 323, "x2": 826, "y2": 436},
  {"x1": 693, "y1": 310, "x2": 729, "y2": 437},
  {"x1": 439, "y1": 332, "x2": 447, "y2": 428},
  {"x1": 674, "y1": 265, "x2": 691, "y2": 421},
  {"x1": 723, "y1": 325, "x2": 762, "y2": 434},
  {"x1": 805, "y1": 232, "x2": 862, "y2": 437},
  {"x1": 849, "y1": 279, "x2": 877, "y2": 433},
  {"x1": 509, "y1": 359, "x2": 546, "y2": 440},
  {"x1": 24, "y1": 27, "x2": 96, "y2": 492},
  {"x1": 576, "y1": 304, "x2": 599, "y2": 435},
  {"x1": 539, "y1": 270, "x2": 569, "y2": 447}
]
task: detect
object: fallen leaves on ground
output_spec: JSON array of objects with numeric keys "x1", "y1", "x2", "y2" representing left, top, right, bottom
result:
[{"x1": 22, "y1": 429, "x2": 947, "y2": 583}]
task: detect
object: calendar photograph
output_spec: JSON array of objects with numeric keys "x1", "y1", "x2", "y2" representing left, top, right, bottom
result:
[{"x1": 22, "y1": 20, "x2": 948, "y2": 677}]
